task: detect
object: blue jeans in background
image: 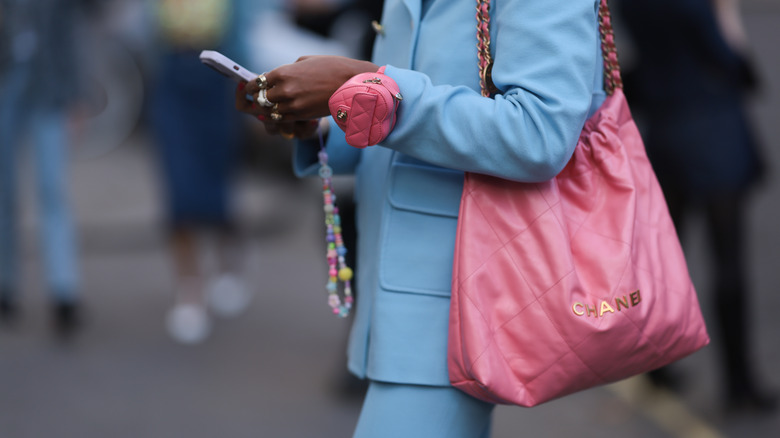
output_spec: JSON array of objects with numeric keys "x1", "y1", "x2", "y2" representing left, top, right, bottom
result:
[{"x1": 0, "y1": 64, "x2": 80, "y2": 303}]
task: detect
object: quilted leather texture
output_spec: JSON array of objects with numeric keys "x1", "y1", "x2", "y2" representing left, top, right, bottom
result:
[
  {"x1": 344, "y1": 92, "x2": 378, "y2": 147},
  {"x1": 328, "y1": 70, "x2": 400, "y2": 148},
  {"x1": 448, "y1": 89, "x2": 710, "y2": 407}
]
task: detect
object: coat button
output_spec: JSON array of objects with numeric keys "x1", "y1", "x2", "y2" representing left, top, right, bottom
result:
[{"x1": 371, "y1": 20, "x2": 385, "y2": 35}]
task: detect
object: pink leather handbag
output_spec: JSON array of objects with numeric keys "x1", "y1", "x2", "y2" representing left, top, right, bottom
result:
[
  {"x1": 328, "y1": 66, "x2": 403, "y2": 148},
  {"x1": 448, "y1": 0, "x2": 710, "y2": 407}
]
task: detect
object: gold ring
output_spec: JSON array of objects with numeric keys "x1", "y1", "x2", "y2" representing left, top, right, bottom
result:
[
  {"x1": 255, "y1": 74, "x2": 268, "y2": 89},
  {"x1": 270, "y1": 111, "x2": 283, "y2": 122},
  {"x1": 281, "y1": 132, "x2": 294, "y2": 140},
  {"x1": 256, "y1": 89, "x2": 275, "y2": 108},
  {"x1": 256, "y1": 91, "x2": 268, "y2": 107}
]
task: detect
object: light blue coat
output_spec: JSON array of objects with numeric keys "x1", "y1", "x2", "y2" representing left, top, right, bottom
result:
[{"x1": 295, "y1": 0, "x2": 606, "y2": 387}]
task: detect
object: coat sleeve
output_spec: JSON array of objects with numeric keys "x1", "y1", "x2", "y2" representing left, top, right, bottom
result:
[{"x1": 379, "y1": 0, "x2": 600, "y2": 182}]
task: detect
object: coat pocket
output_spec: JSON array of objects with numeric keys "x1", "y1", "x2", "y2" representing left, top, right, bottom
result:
[{"x1": 379, "y1": 161, "x2": 464, "y2": 297}]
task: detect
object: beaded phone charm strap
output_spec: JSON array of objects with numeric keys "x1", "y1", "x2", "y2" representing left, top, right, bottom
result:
[{"x1": 317, "y1": 124, "x2": 354, "y2": 317}]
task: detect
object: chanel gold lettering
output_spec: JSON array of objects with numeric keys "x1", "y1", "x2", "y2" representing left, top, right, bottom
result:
[
  {"x1": 571, "y1": 290, "x2": 643, "y2": 318},
  {"x1": 599, "y1": 301, "x2": 616, "y2": 317},
  {"x1": 630, "y1": 290, "x2": 642, "y2": 306},
  {"x1": 615, "y1": 295, "x2": 629, "y2": 311}
]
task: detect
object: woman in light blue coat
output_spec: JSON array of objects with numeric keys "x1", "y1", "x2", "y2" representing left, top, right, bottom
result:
[{"x1": 238, "y1": 0, "x2": 606, "y2": 436}]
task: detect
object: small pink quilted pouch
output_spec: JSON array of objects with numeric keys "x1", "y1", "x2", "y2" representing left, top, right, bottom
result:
[{"x1": 328, "y1": 66, "x2": 403, "y2": 148}]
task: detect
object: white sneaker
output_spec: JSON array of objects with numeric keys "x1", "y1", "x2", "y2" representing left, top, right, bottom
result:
[
  {"x1": 166, "y1": 303, "x2": 211, "y2": 344},
  {"x1": 207, "y1": 274, "x2": 251, "y2": 318}
]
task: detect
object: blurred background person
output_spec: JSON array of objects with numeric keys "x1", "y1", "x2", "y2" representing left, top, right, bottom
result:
[
  {"x1": 616, "y1": 0, "x2": 775, "y2": 413},
  {"x1": 0, "y1": 0, "x2": 88, "y2": 336},
  {"x1": 291, "y1": 0, "x2": 383, "y2": 63},
  {"x1": 146, "y1": 0, "x2": 259, "y2": 344}
]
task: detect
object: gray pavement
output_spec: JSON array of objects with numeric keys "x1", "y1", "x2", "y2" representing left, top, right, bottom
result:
[{"x1": 2, "y1": 4, "x2": 780, "y2": 438}]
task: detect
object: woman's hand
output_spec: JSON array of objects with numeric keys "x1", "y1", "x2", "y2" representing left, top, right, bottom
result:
[
  {"x1": 234, "y1": 82, "x2": 320, "y2": 139},
  {"x1": 236, "y1": 55, "x2": 379, "y2": 123},
  {"x1": 261, "y1": 119, "x2": 321, "y2": 140}
]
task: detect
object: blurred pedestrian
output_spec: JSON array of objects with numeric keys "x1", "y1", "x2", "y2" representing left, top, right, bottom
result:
[
  {"x1": 148, "y1": 0, "x2": 257, "y2": 344},
  {"x1": 616, "y1": 0, "x2": 776, "y2": 413},
  {"x1": 0, "y1": 0, "x2": 87, "y2": 336}
]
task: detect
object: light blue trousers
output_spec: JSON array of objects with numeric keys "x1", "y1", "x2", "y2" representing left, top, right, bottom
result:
[
  {"x1": 353, "y1": 381, "x2": 495, "y2": 438},
  {"x1": 0, "y1": 65, "x2": 80, "y2": 301}
]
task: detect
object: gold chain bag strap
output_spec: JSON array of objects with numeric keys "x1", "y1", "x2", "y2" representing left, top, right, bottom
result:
[
  {"x1": 448, "y1": 0, "x2": 709, "y2": 407},
  {"x1": 476, "y1": 0, "x2": 623, "y2": 96}
]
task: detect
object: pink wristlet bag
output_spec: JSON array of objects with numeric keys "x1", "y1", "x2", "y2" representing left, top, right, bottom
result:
[{"x1": 328, "y1": 66, "x2": 403, "y2": 148}]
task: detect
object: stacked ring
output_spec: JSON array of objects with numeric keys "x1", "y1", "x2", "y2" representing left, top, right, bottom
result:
[
  {"x1": 255, "y1": 73, "x2": 281, "y2": 121},
  {"x1": 256, "y1": 89, "x2": 275, "y2": 108},
  {"x1": 255, "y1": 74, "x2": 268, "y2": 89}
]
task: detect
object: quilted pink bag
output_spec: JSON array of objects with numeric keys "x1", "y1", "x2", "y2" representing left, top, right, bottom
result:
[
  {"x1": 328, "y1": 66, "x2": 403, "y2": 148},
  {"x1": 448, "y1": 0, "x2": 710, "y2": 407}
]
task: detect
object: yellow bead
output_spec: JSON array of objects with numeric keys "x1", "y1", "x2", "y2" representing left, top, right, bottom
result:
[{"x1": 338, "y1": 267, "x2": 353, "y2": 281}]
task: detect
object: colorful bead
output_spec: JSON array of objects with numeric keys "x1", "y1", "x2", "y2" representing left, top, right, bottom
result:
[
  {"x1": 317, "y1": 123, "x2": 354, "y2": 318},
  {"x1": 338, "y1": 267, "x2": 353, "y2": 281},
  {"x1": 319, "y1": 165, "x2": 333, "y2": 179}
]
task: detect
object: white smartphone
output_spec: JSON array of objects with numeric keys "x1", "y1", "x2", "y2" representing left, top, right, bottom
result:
[{"x1": 199, "y1": 50, "x2": 257, "y2": 83}]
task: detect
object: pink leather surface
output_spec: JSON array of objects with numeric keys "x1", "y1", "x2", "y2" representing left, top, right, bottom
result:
[
  {"x1": 344, "y1": 92, "x2": 378, "y2": 147},
  {"x1": 328, "y1": 69, "x2": 400, "y2": 148},
  {"x1": 448, "y1": 89, "x2": 710, "y2": 407}
]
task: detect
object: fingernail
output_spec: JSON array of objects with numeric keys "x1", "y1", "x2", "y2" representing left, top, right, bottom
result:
[
  {"x1": 257, "y1": 115, "x2": 266, "y2": 121},
  {"x1": 238, "y1": 82, "x2": 246, "y2": 90}
]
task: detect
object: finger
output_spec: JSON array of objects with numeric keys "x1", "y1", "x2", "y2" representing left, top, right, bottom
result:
[
  {"x1": 235, "y1": 82, "x2": 250, "y2": 110},
  {"x1": 263, "y1": 121, "x2": 281, "y2": 136},
  {"x1": 262, "y1": 68, "x2": 294, "y2": 104},
  {"x1": 277, "y1": 121, "x2": 296, "y2": 139},
  {"x1": 293, "y1": 120, "x2": 320, "y2": 139},
  {"x1": 244, "y1": 74, "x2": 264, "y2": 95},
  {"x1": 263, "y1": 68, "x2": 283, "y2": 90},
  {"x1": 265, "y1": 101, "x2": 313, "y2": 122},
  {"x1": 235, "y1": 82, "x2": 260, "y2": 114}
]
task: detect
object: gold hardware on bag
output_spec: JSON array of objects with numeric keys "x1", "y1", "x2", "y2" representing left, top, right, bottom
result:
[
  {"x1": 571, "y1": 290, "x2": 642, "y2": 318},
  {"x1": 362, "y1": 77, "x2": 382, "y2": 84},
  {"x1": 336, "y1": 109, "x2": 348, "y2": 121}
]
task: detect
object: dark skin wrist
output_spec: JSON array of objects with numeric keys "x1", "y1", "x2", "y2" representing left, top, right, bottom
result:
[{"x1": 235, "y1": 55, "x2": 379, "y2": 138}]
